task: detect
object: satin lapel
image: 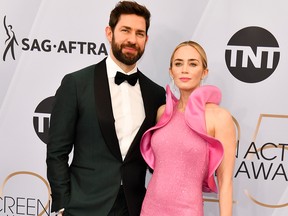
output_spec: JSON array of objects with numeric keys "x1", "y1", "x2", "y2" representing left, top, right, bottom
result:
[
  {"x1": 94, "y1": 58, "x2": 122, "y2": 162},
  {"x1": 124, "y1": 72, "x2": 154, "y2": 161}
]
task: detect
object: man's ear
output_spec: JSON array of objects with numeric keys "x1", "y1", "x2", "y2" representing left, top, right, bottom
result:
[
  {"x1": 105, "y1": 26, "x2": 112, "y2": 43},
  {"x1": 145, "y1": 34, "x2": 149, "y2": 43}
]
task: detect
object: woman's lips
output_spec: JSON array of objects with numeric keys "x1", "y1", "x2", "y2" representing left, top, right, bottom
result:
[{"x1": 179, "y1": 77, "x2": 191, "y2": 82}]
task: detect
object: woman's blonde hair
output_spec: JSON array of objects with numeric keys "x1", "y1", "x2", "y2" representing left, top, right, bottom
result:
[{"x1": 169, "y1": 40, "x2": 208, "y2": 69}]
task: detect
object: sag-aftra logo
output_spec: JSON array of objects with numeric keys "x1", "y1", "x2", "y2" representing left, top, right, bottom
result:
[{"x1": 2, "y1": 15, "x2": 108, "y2": 61}]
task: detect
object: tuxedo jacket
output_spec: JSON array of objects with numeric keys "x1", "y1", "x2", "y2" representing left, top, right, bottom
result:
[{"x1": 46, "y1": 58, "x2": 166, "y2": 216}]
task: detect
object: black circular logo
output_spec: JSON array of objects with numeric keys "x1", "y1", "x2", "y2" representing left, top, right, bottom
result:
[
  {"x1": 33, "y1": 96, "x2": 55, "y2": 144},
  {"x1": 225, "y1": 26, "x2": 280, "y2": 83}
]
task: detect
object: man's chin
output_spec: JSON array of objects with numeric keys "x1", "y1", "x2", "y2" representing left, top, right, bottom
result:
[
  {"x1": 123, "y1": 51, "x2": 137, "y2": 57},
  {"x1": 124, "y1": 59, "x2": 138, "y2": 65},
  {"x1": 123, "y1": 54, "x2": 138, "y2": 62}
]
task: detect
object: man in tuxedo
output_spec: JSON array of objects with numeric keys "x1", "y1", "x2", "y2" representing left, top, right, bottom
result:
[{"x1": 46, "y1": 1, "x2": 166, "y2": 216}]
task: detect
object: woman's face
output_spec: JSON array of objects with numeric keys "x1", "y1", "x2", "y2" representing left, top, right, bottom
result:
[{"x1": 170, "y1": 45, "x2": 208, "y2": 92}]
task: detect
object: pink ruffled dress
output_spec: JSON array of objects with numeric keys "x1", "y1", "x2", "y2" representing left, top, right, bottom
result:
[{"x1": 140, "y1": 85, "x2": 224, "y2": 216}]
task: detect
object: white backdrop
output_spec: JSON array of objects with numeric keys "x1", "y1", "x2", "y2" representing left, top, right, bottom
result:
[{"x1": 1, "y1": 0, "x2": 287, "y2": 215}]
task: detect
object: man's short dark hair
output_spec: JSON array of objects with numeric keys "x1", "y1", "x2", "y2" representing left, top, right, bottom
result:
[{"x1": 109, "y1": 1, "x2": 151, "y2": 34}]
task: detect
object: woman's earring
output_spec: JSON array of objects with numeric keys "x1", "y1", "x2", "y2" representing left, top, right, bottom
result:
[
  {"x1": 201, "y1": 76, "x2": 206, "y2": 86},
  {"x1": 172, "y1": 77, "x2": 175, "y2": 89},
  {"x1": 169, "y1": 76, "x2": 179, "y2": 98}
]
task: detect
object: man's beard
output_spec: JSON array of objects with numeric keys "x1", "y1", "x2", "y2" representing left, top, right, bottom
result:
[{"x1": 111, "y1": 36, "x2": 144, "y2": 66}]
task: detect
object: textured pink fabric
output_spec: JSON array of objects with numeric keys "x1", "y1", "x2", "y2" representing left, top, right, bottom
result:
[{"x1": 140, "y1": 85, "x2": 224, "y2": 215}]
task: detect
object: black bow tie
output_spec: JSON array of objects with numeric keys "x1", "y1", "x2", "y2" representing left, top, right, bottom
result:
[{"x1": 114, "y1": 71, "x2": 139, "y2": 86}]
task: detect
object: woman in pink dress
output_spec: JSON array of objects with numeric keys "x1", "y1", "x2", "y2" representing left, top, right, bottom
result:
[{"x1": 140, "y1": 41, "x2": 236, "y2": 216}]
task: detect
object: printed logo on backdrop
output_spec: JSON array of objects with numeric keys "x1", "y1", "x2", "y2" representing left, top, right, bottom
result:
[
  {"x1": 0, "y1": 171, "x2": 51, "y2": 216},
  {"x1": 2, "y1": 15, "x2": 19, "y2": 61},
  {"x1": 234, "y1": 114, "x2": 288, "y2": 208},
  {"x1": 33, "y1": 97, "x2": 55, "y2": 144},
  {"x1": 2, "y1": 15, "x2": 108, "y2": 61},
  {"x1": 225, "y1": 26, "x2": 280, "y2": 83}
]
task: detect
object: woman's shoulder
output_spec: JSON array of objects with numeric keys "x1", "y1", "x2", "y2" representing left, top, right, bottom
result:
[
  {"x1": 205, "y1": 104, "x2": 234, "y2": 136},
  {"x1": 156, "y1": 104, "x2": 166, "y2": 122},
  {"x1": 206, "y1": 104, "x2": 232, "y2": 122}
]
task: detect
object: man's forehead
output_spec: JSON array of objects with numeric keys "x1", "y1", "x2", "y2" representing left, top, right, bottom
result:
[{"x1": 117, "y1": 14, "x2": 146, "y2": 30}]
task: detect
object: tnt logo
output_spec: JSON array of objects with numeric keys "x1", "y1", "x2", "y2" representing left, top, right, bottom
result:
[
  {"x1": 225, "y1": 26, "x2": 280, "y2": 83},
  {"x1": 33, "y1": 96, "x2": 55, "y2": 144}
]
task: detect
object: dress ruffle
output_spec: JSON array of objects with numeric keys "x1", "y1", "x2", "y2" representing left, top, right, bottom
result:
[{"x1": 140, "y1": 85, "x2": 224, "y2": 193}]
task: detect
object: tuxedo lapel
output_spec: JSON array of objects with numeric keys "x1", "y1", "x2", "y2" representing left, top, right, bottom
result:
[
  {"x1": 94, "y1": 58, "x2": 122, "y2": 162},
  {"x1": 138, "y1": 72, "x2": 157, "y2": 121},
  {"x1": 124, "y1": 72, "x2": 155, "y2": 161}
]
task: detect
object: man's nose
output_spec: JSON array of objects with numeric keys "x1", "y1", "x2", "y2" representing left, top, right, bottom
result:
[{"x1": 127, "y1": 32, "x2": 137, "y2": 44}]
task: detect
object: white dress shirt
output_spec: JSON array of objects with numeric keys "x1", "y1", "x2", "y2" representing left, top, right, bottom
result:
[{"x1": 106, "y1": 56, "x2": 145, "y2": 160}]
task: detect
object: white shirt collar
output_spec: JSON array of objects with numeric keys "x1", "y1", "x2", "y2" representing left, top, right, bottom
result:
[{"x1": 106, "y1": 55, "x2": 138, "y2": 78}]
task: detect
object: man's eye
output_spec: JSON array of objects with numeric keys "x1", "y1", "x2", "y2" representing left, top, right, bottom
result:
[{"x1": 137, "y1": 33, "x2": 145, "y2": 37}]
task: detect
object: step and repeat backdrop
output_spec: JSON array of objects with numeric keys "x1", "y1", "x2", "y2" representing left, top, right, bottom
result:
[{"x1": 0, "y1": 0, "x2": 287, "y2": 215}]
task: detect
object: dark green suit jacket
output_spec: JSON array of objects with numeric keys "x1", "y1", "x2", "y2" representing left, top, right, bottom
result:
[{"x1": 46, "y1": 58, "x2": 166, "y2": 216}]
